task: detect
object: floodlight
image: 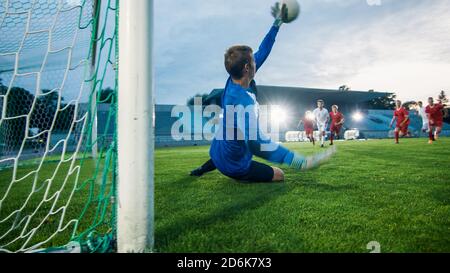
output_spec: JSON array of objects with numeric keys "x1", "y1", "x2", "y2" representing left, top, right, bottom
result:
[
  {"x1": 352, "y1": 112, "x2": 363, "y2": 122},
  {"x1": 271, "y1": 106, "x2": 288, "y2": 124}
]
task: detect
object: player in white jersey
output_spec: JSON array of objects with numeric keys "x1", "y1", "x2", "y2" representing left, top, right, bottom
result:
[
  {"x1": 416, "y1": 101, "x2": 429, "y2": 133},
  {"x1": 313, "y1": 100, "x2": 330, "y2": 148}
]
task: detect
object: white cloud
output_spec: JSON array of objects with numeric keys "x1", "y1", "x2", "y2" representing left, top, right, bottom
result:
[{"x1": 366, "y1": 0, "x2": 382, "y2": 6}]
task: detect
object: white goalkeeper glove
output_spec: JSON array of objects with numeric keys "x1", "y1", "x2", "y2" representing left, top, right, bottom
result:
[{"x1": 271, "y1": 2, "x2": 287, "y2": 27}]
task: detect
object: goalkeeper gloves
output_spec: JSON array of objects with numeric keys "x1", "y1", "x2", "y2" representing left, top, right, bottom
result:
[{"x1": 271, "y1": 2, "x2": 287, "y2": 27}]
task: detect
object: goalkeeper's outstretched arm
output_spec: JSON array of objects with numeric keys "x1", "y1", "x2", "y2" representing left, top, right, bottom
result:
[
  {"x1": 253, "y1": 26, "x2": 280, "y2": 72},
  {"x1": 253, "y1": 2, "x2": 287, "y2": 71}
]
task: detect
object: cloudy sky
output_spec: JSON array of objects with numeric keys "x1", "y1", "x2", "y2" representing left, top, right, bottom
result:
[{"x1": 154, "y1": 0, "x2": 450, "y2": 105}]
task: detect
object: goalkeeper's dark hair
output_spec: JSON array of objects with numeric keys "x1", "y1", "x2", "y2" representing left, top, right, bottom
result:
[{"x1": 224, "y1": 45, "x2": 253, "y2": 79}]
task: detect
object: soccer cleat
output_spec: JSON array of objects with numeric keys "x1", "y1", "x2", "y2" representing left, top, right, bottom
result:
[
  {"x1": 190, "y1": 167, "x2": 204, "y2": 177},
  {"x1": 320, "y1": 144, "x2": 325, "y2": 148},
  {"x1": 301, "y1": 146, "x2": 336, "y2": 171},
  {"x1": 428, "y1": 140, "x2": 433, "y2": 144}
]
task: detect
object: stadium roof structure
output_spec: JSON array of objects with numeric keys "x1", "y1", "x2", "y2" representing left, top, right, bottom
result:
[{"x1": 205, "y1": 85, "x2": 392, "y2": 107}]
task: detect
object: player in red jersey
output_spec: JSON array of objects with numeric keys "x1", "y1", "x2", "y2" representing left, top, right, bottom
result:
[
  {"x1": 329, "y1": 105, "x2": 345, "y2": 146},
  {"x1": 425, "y1": 97, "x2": 445, "y2": 144},
  {"x1": 297, "y1": 111, "x2": 315, "y2": 146},
  {"x1": 389, "y1": 100, "x2": 410, "y2": 144}
]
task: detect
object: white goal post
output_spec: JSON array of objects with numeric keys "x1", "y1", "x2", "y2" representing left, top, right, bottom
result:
[
  {"x1": 0, "y1": 0, "x2": 154, "y2": 253},
  {"x1": 117, "y1": 0, "x2": 154, "y2": 253}
]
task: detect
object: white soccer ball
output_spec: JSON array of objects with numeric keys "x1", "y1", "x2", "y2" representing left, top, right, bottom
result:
[{"x1": 281, "y1": 0, "x2": 301, "y2": 23}]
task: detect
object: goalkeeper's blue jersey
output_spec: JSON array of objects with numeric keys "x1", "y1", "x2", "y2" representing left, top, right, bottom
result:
[{"x1": 210, "y1": 25, "x2": 289, "y2": 177}]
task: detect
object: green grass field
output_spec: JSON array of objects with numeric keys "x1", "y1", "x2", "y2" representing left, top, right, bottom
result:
[
  {"x1": 1, "y1": 138, "x2": 449, "y2": 252},
  {"x1": 154, "y1": 138, "x2": 450, "y2": 253}
]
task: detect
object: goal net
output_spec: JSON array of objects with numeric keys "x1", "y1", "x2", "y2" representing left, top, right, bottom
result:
[{"x1": 0, "y1": 0, "x2": 121, "y2": 252}]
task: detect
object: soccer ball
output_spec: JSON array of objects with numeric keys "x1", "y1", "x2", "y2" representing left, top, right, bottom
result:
[{"x1": 281, "y1": 0, "x2": 301, "y2": 23}]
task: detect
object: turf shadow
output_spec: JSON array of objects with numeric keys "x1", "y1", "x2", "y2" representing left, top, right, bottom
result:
[
  {"x1": 155, "y1": 176, "x2": 289, "y2": 251},
  {"x1": 295, "y1": 182, "x2": 358, "y2": 192},
  {"x1": 284, "y1": 172, "x2": 358, "y2": 193},
  {"x1": 431, "y1": 187, "x2": 450, "y2": 205}
]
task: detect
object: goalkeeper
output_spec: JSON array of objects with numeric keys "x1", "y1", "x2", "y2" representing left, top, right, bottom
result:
[{"x1": 190, "y1": 3, "x2": 335, "y2": 182}]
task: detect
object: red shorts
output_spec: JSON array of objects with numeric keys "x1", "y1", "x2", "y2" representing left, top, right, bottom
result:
[
  {"x1": 430, "y1": 120, "x2": 443, "y2": 128},
  {"x1": 305, "y1": 128, "x2": 313, "y2": 135},
  {"x1": 330, "y1": 125, "x2": 342, "y2": 134},
  {"x1": 396, "y1": 124, "x2": 409, "y2": 135}
]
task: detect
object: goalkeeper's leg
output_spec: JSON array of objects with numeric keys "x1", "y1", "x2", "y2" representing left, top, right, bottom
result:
[
  {"x1": 248, "y1": 140, "x2": 336, "y2": 171},
  {"x1": 283, "y1": 145, "x2": 336, "y2": 171},
  {"x1": 190, "y1": 158, "x2": 216, "y2": 177},
  {"x1": 229, "y1": 161, "x2": 284, "y2": 183}
]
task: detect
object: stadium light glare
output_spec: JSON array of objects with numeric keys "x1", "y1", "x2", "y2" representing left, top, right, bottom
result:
[
  {"x1": 352, "y1": 112, "x2": 363, "y2": 122},
  {"x1": 271, "y1": 106, "x2": 288, "y2": 124}
]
